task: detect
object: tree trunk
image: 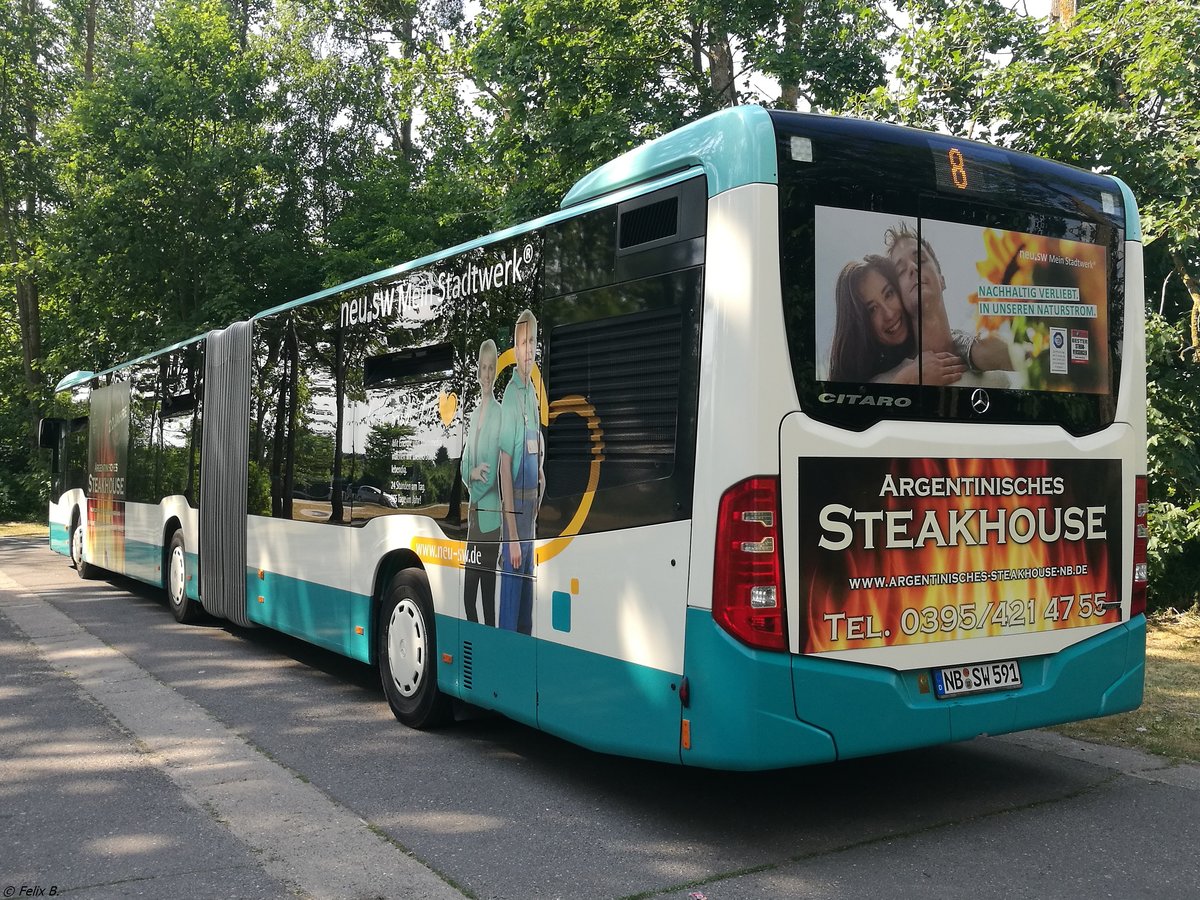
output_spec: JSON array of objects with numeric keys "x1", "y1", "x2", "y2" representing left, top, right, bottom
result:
[
  {"x1": 13, "y1": 0, "x2": 43, "y2": 441},
  {"x1": 778, "y1": 7, "x2": 806, "y2": 110},
  {"x1": 85, "y1": 0, "x2": 97, "y2": 82},
  {"x1": 1172, "y1": 251, "x2": 1200, "y2": 360},
  {"x1": 707, "y1": 30, "x2": 737, "y2": 107},
  {"x1": 400, "y1": 16, "x2": 414, "y2": 162}
]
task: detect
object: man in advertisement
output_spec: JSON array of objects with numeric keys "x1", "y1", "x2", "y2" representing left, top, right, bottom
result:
[
  {"x1": 884, "y1": 222, "x2": 1013, "y2": 378},
  {"x1": 497, "y1": 309, "x2": 544, "y2": 635}
]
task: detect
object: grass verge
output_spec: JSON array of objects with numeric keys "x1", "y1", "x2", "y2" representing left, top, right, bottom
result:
[
  {"x1": 0, "y1": 521, "x2": 49, "y2": 537},
  {"x1": 1052, "y1": 608, "x2": 1200, "y2": 763}
]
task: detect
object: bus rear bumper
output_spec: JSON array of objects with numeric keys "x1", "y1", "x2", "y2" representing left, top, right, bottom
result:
[
  {"x1": 680, "y1": 610, "x2": 1144, "y2": 769},
  {"x1": 793, "y1": 617, "x2": 1146, "y2": 761}
]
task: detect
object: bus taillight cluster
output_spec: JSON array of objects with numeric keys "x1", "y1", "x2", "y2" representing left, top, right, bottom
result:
[
  {"x1": 1132, "y1": 475, "x2": 1148, "y2": 618},
  {"x1": 713, "y1": 477, "x2": 787, "y2": 651}
]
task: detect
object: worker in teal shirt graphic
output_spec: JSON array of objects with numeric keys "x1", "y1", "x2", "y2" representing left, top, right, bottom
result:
[
  {"x1": 461, "y1": 339, "x2": 502, "y2": 626},
  {"x1": 497, "y1": 309, "x2": 544, "y2": 635}
]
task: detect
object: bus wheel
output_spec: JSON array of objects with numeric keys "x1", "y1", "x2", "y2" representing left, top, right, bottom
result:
[
  {"x1": 378, "y1": 570, "x2": 451, "y2": 729},
  {"x1": 70, "y1": 515, "x2": 98, "y2": 580},
  {"x1": 166, "y1": 530, "x2": 202, "y2": 624}
]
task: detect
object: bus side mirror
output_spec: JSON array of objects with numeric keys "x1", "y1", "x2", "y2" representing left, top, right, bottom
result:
[{"x1": 38, "y1": 417, "x2": 63, "y2": 450}]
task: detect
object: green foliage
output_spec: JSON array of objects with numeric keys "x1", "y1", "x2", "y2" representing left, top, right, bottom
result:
[
  {"x1": 464, "y1": 0, "x2": 707, "y2": 222},
  {"x1": 51, "y1": 0, "x2": 282, "y2": 364},
  {"x1": 1145, "y1": 313, "x2": 1200, "y2": 609},
  {"x1": 845, "y1": 0, "x2": 1040, "y2": 136},
  {"x1": 989, "y1": 0, "x2": 1200, "y2": 256}
]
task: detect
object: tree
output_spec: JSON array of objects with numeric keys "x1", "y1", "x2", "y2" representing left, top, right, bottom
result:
[
  {"x1": 709, "y1": 0, "x2": 894, "y2": 111},
  {"x1": 461, "y1": 0, "x2": 708, "y2": 223},
  {"x1": 0, "y1": 0, "x2": 64, "y2": 436},
  {"x1": 1144, "y1": 312, "x2": 1200, "y2": 608},
  {"x1": 52, "y1": 0, "x2": 282, "y2": 365},
  {"x1": 988, "y1": 0, "x2": 1200, "y2": 355},
  {"x1": 843, "y1": 0, "x2": 1040, "y2": 135}
]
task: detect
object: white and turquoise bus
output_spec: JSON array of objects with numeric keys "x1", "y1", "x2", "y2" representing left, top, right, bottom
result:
[{"x1": 42, "y1": 106, "x2": 1147, "y2": 769}]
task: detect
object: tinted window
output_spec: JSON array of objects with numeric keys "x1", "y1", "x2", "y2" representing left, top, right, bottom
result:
[{"x1": 773, "y1": 111, "x2": 1125, "y2": 436}]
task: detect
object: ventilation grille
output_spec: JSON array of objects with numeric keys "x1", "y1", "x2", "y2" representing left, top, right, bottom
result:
[
  {"x1": 547, "y1": 307, "x2": 680, "y2": 475},
  {"x1": 619, "y1": 197, "x2": 678, "y2": 249},
  {"x1": 462, "y1": 640, "x2": 473, "y2": 691}
]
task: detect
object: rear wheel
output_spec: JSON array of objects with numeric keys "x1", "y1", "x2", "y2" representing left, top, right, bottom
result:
[
  {"x1": 378, "y1": 569, "x2": 452, "y2": 728},
  {"x1": 166, "y1": 530, "x2": 202, "y2": 624},
  {"x1": 69, "y1": 514, "x2": 98, "y2": 579}
]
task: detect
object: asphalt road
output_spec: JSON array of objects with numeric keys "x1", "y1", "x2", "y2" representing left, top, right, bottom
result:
[{"x1": 1, "y1": 535, "x2": 1197, "y2": 900}]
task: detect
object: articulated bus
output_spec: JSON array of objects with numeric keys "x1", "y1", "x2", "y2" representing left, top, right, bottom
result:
[{"x1": 42, "y1": 106, "x2": 1147, "y2": 769}]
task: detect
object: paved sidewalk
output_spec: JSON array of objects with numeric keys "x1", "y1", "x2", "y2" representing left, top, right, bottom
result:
[{"x1": 0, "y1": 555, "x2": 465, "y2": 900}]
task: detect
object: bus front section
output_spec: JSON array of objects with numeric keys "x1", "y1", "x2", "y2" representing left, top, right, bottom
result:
[{"x1": 684, "y1": 111, "x2": 1146, "y2": 770}]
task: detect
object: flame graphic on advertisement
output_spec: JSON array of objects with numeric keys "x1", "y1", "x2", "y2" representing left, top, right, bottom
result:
[{"x1": 801, "y1": 457, "x2": 1121, "y2": 654}]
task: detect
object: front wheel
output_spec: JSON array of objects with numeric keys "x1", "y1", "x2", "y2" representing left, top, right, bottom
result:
[
  {"x1": 166, "y1": 530, "x2": 203, "y2": 624},
  {"x1": 70, "y1": 515, "x2": 98, "y2": 579},
  {"x1": 378, "y1": 570, "x2": 452, "y2": 728}
]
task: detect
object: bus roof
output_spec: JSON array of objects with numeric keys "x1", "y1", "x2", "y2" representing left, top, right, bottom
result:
[
  {"x1": 54, "y1": 332, "x2": 207, "y2": 393},
  {"x1": 560, "y1": 105, "x2": 778, "y2": 208}
]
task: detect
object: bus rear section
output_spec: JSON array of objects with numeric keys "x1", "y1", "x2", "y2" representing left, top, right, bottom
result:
[{"x1": 680, "y1": 111, "x2": 1145, "y2": 770}]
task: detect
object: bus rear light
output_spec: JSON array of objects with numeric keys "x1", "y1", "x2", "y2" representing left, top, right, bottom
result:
[
  {"x1": 1131, "y1": 475, "x2": 1148, "y2": 618},
  {"x1": 713, "y1": 477, "x2": 787, "y2": 652}
]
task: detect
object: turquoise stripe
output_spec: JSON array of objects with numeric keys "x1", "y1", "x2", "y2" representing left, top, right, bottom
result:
[
  {"x1": 537, "y1": 639, "x2": 682, "y2": 764},
  {"x1": 49, "y1": 523, "x2": 70, "y2": 556},
  {"x1": 562, "y1": 105, "x2": 777, "y2": 208},
  {"x1": 125, "y1": 538, "x2": 164, "y2": 587},
  {"x1": 449, "y1": 619, "x2": 537, "y2": 727},
  {"x1": 683, "y1": 608, "x2": 836, "y2": 770},
  {"x1": 1107, "y1": 175, "x2": 1142, "y2": 242},
  {"x1": 185, "y1": 552, "x2": 200, "y2": 601},
  {"x1": 245, "y1": 568, "x2": 372, "y2": 663}
]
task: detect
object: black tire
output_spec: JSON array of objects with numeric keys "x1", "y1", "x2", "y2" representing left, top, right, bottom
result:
[
  {"x1": 69, "y1": 513, "x2": 99, "y2": 579},
  {"x1": 165, "y1": 530, "x2": 203, "y2": 624},
  {"x1": 378, "y1": 569, "x2": 452, "y2": 728}
]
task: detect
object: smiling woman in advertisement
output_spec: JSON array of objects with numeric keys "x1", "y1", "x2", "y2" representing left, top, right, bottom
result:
[{"x1": 827, "y1": 255, "x2": 967, "y2": 385}]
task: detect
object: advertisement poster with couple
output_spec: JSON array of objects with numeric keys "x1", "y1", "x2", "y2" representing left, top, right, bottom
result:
[{"x1": 814, "y1": 206, "x2": 1110, "y2": 394}]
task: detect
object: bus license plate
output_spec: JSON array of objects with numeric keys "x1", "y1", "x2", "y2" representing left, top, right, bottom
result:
[{"x1": 933, "y1": 660, "x2": 1022, "y2": 699}]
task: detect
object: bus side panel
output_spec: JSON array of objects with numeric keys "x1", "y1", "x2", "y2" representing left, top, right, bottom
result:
[
  {"x1": 245, "y1": 516, "x2": 374, "y2": 662},
  {"x1": 123, "y1": 501, "x2": 166, "y2": 586},
  {"x1": 48, "y1": 489, "x2": 82, "y2": 556},
  {"x1": 687, "y1": 183, "x2": 797, "y2": 615},
  {"x1": 533, "y1": 521, "x2": 691, "y2": 763},
  {"x1": 681, "y1": 609, "x2": 835, "y2": 770}
]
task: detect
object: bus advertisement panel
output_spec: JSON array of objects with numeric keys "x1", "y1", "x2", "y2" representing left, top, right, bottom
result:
[
  {"x1": 798, "y1": 456, "x2": 1123, "y2": 654},
  {"x1": 814, "y1": 206, "x2": 1110, "y2": 394}
]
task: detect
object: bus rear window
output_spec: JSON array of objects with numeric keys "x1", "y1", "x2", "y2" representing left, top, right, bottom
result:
[
  {"x1": 772, "y1": 112, "x2": 1125, "y2": 435},
  {"x1": 813, "y1": 207, "x2": 1111, "y2": 395}
]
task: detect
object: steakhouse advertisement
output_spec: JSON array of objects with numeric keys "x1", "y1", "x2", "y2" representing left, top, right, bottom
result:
[
  {"x1": 86, "y1": 380, "x2": 129, "y2": 572},
  {"x1": 800, "y1": 457, "x2": 1122, "y2": 654}
]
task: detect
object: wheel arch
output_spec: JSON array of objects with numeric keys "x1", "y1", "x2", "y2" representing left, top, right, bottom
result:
[{"x1": 368, "y1": 549, "x2": 425, "y2": 665}]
